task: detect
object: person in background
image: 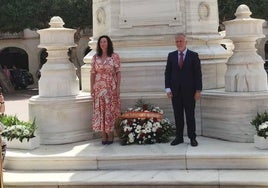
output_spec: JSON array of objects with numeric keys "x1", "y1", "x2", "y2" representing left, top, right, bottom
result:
[
  {"x1": 0, "y1": 87, "x2": 6, "y2": 171},
  {"x1": 3, "y1": 65, "x2": 11, "y2": 81},
  {"x1": 164, "y1": 33, "x2": 202, "y2": 147},
  {"x1": 90, "y1": 35, "x2": 121, "y2": 145}
]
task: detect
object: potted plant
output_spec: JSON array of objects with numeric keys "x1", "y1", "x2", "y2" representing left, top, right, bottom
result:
[
  {"x1": 250, "y1": 111, "x2": 268, "y2": 149},
  {"x1": 0, "y1": 114, "x2": 39, "y2": 149}
]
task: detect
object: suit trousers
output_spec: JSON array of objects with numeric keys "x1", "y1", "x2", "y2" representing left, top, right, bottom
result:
[{"x1": 171, "y1": 89, "x2": 196, "y2": 140}]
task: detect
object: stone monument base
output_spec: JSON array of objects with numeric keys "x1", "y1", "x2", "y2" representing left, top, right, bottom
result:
[
  {"x1": 29, "y1": 93, "x2": 92, "y2": 144},
  {"x1": 201, "y1": 89, "x2": 268, "y2": 142}
]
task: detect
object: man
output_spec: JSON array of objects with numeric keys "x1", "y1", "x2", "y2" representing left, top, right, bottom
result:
[{"x1": 165, "y1": 33, "x2": 202, "y2": 147}]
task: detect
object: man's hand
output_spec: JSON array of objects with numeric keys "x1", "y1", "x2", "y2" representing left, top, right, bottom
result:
[
  {"x1": 167, "y1": 91, "x2": 173, "y2": 99},
  {"x1": 194, "y1": 91, "x2": 201, "y2": 100}
]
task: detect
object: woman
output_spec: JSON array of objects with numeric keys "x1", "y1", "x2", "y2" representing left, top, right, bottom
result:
[{"x1": 90, "y1": 35, "x2": 121, "y2": 145}]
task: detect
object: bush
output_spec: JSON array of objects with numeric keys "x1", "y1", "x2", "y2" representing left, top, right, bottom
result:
[
  {"x1": 0, "y1": 114, "x2": 36, "y2": 142},
  {"x1": 251, "y1": 111, "x2": 268, "y2": 139}
]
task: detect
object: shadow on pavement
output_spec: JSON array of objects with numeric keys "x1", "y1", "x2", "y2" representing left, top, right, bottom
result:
[{"x1": 4, "y1": 87, "x2": 39, "y2": 101}]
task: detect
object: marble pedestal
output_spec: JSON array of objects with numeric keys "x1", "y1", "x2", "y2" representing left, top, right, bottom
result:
[
  {"x1": 29, "y1": 93, "x2": 92, "y2": 144},
  {"x1": 201, "y1": 89, "x2": 268, "y2": 142}
]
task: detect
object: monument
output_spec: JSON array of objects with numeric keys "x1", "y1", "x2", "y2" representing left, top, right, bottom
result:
[
  {"x1": 29, "y1": 17, "x2": 92, "y2": 144},
  {"x1": 82, "y1": 0, "x2": 230, "y2": 136}
]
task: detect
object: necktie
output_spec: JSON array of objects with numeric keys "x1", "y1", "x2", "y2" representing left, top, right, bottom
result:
[{"x1": 179, "y1": 52, "x2": 183, "y2": 69}]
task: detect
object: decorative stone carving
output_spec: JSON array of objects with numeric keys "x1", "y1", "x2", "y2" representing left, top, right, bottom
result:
[
  {"x1": 224, "y1": 4, "x2": 267, "y2": 92},
  {"x1": 198, "y1": 2, "x2": 210, "y2": 20},
  {"x1": 96, "y1": 7, "x2": 106, "y2": 25},
  {"x1": 118, "y1": 0, "x2": 183, "y2": 28}
]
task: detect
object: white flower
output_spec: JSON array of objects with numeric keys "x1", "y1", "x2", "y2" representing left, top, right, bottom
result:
[
  {"x1": 153, "y1": 122, "x2": 161, "y2": 128},
  {"x1": 23, "y1": 129, "x2": 30, "y2": 135},
  {"x1": 259, "y1": 121, "x2": 268, "y2": 131},
  {"x1": 135, "y1": 125, "x2": 142, "y2": 133},
  {"x1": 146, "y1": 122, "x2": 153, "y2": 128},
  {"x1": 145, "y1": 127, "x2": 151, "y2": 133},
  {"x1": 122, "y1": 119, "x2": 128, "y2": 124},
  {"x1": 128, "y1": 133, "x2": 135, "y2": 143},
  {"x1": 152, "y1": 127, "x2": 157, "y2": 132},
  {"x1": 124, "y1": 126, "x2": 132, "y2": 132}
]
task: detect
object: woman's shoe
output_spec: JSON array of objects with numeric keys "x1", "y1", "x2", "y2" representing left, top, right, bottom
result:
[{"x1": 102, "y1": 141, "x2": 107, "y2": 145}]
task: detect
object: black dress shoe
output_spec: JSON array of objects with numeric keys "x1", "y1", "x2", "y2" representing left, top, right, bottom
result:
[
  {"x1": 170, "y1": 138, "x2": 184, "y2": 146},
  {"x1": 190, "y1": 139, "x2": 198, "y2": 147}
]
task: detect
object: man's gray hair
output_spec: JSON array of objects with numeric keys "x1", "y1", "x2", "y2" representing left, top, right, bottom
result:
[{"x1": 175, "y1": 33, "x2": 187, "y2": 40}]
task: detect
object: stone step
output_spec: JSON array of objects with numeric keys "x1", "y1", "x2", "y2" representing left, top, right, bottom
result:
[
  {"x1": 3, "y1": 170, "x2": 268, "y2": 188},
  {"x1": 4, "y1": 137, "x2": 268, "y2": 171}
]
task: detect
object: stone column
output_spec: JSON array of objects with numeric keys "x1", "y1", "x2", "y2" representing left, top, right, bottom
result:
[
  {"x1": 37, "y1": 17, "x2": 79, "y2": 96},
  {"x1": 224, "y1": 4, "x2": 267, "y2": 92},
  {"x1": 29, "y1": 17, "x2": 92, "y2": 144}
]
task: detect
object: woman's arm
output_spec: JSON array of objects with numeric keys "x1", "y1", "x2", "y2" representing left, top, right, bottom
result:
[
  {"x1": 116, "y1": 71, "x2": 121, "y2": 96},
  {"x1": 90, "y1": 72, "x2": 95, "y2": 97}
]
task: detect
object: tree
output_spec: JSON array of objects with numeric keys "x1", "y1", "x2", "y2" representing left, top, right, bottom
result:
[
  {"x1": 218, "y1": 0, "x2": 268, "y2": 26},
  {"x1": 0, "y1": 0, "x2": 92, "y2": 33},
  {"x1": 0, "y1": 0, "x2": 92, "y2": 92}
]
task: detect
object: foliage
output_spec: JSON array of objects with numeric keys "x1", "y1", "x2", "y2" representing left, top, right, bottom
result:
[
  {"x1": 115, "y1": 99, "x2": 174, "y2": 145},
  {"x1": 218, "y1": 0, "x2": 268, "y2": 26},
  {"x1": 0, "y1": 114, "x2": 37, "y2": 142},
  {"x1": 0, "y1": 0, "x2": 92, "y2": 33},
  {"x1": 251, "y1": 111, "x2": 268, "y2": 139}
]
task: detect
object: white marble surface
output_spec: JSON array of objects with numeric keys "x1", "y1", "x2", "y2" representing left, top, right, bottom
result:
[
  {"x1": 29, "y1": 92, "x2": 93, "y2": 145},
  {"x1": 201, "y1": 89, "x2": 268, "y2": 142},
  {"x1": 4, "y1": 136, "x2": 268, "y2": 171},
  {"x1": 4, "y1": 136, "x2": 268, "y2": 187},
  {"x1": 4, "y1": 170, "x2": 268, "y2": 187}
]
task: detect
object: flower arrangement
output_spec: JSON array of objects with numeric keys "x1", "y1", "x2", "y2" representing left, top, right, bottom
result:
[
  {"x1": 250, "y1": 111, "x2": 268, "y2": 139},
  {"x1": 115, "y1": 99, "x2": 173, "y2": 145},
  {"x1": 0, "y1": 114, "x2": 36, "y2": 142}
]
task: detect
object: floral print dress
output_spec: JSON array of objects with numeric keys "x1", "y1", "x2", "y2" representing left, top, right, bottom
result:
[{"x1": 91, "y1": 53, "x2": 121, "y2": 132}]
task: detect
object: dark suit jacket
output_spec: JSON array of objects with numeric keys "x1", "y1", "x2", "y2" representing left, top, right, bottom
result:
[{"x1": 165, "y1": 49, "x2": 202, "y2": 97}]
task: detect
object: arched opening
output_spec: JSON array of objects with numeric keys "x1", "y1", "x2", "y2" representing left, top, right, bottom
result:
[
  {"x1": 0, "y1": 47, "x2": 29, "y2": 70},
  {"x1": 264, "y1": 41, "x2": 268, "y2": 72},
  {"x1": 36, "y1": 49, "x2": 48, "y2": 80},
  {"x1": 39, "y1": 49, "x2": 48, "y2": 68},
  {"x1": 0, "y1": 47, "x2": 34, "y2": 90}
]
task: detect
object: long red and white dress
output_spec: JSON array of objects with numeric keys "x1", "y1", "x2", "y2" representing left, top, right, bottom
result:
[{"x1": 91, "y1": 53, "x2": 121, "y2": 132}]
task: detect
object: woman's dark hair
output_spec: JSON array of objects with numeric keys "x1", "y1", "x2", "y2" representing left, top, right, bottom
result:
[{"x1": 96, "y1": 35, "x2": 114, "y2": 57}]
